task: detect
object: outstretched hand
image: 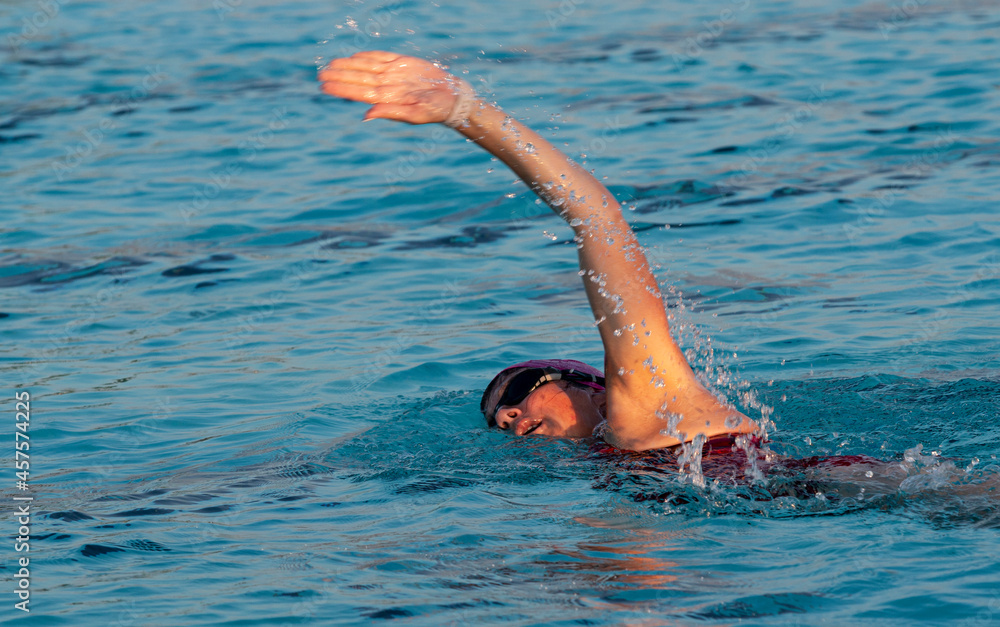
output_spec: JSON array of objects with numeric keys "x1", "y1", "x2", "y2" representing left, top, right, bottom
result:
[{"x1": 318, "y1": 51, "x2": 464, "y2": 125}]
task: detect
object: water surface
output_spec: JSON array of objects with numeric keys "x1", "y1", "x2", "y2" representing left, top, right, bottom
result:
[{"x1": 2, "y1": 0, "x2": 999, "y2": 624}]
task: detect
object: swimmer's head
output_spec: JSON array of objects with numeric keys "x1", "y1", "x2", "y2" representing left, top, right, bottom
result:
[{"x1": 481, "y1": 359, "x2": 606, "y2": 437}]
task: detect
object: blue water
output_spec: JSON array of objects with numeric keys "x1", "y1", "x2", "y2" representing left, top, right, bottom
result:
[{"x1": 3, "y1": 0, "x2": 1000, "y2": 623}]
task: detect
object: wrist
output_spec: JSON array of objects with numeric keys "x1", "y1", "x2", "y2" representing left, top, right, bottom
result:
[{"x1": 443, "y1": 78, "x2": 477, "y2": 129}]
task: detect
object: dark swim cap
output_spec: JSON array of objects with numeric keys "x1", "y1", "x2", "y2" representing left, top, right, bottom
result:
[{"x1": 480, "y1": 359, "x2": 605, "y2": 427}]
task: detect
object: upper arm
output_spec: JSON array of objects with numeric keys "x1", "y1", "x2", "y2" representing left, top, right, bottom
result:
[
  {"x1": 456, "y1": 101, "x2": 753, "y2": 450},
  {"x1": 570, "y1": 205, "x2": 724, "y2": 449}
]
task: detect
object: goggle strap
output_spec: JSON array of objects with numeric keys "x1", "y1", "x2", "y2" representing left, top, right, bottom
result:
[{"x1": 524, "y1": 372, "x2": 560, "y2": 397}]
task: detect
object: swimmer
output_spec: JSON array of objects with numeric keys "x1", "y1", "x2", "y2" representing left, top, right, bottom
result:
[{"x1": 318, "y1": 51, "x2": 757, "y2": 452}]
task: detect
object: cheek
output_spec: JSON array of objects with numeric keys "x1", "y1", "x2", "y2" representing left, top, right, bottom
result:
[
  {"x1": 572, "y1": 401, "x2": 602, "y2": 433},
  {"x1": 568, "y1": 415, "x2": 599, "y2": 437}
]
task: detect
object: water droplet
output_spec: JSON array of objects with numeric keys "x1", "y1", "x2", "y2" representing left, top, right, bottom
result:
[
  {"x1": 865, "y1": 470, "x2": 874, "y2": 478},
  {"x1": 524, "y1": 143, "x2": 536, "y2": 154}
]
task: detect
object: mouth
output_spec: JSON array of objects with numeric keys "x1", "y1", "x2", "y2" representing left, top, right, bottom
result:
[{"x1": 518, "y1": 419, "x2": 543, "y2": 436}]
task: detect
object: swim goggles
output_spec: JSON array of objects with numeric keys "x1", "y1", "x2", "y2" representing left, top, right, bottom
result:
[{"x1": 482, "y1": 367, "x2": 606, "y2": 428}]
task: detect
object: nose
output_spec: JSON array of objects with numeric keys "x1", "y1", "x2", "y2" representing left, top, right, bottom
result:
[{"x1": 495, "y1": 406, "x2": 521, "y2": 430}]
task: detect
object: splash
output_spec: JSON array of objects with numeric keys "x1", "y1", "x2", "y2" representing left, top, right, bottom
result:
[
  {"x1": 648, "y1": 276, "x2": 777, "y2": 485},
  {"x1": 315, "y1": 2, "x2": 411, "y2": 70}
]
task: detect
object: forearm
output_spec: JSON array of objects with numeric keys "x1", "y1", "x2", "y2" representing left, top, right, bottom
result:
[
  {"x1": 455, "y1": 102, "x2": 671, "y2": 366},
  {"x1": 456, "y1": 102, "x2": 614, "y2": 221}
]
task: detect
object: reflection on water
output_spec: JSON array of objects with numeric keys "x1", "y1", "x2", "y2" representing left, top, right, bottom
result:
[{"x1": 551, "y1": 533, "x2": 682, "y2": 588}]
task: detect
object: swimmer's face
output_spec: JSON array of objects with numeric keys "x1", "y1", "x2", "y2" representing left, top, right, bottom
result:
[{"x1": 493, "y1": 380, "x2": 605, "y2": 438}]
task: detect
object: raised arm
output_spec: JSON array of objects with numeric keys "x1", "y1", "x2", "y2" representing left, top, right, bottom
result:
[{"x1": 318, "y1": 52, "x2": 756, "y2": 450}]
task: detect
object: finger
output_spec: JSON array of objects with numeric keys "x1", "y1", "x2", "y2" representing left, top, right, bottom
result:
[
  {"x1": 364, "y1": 103, "x2": 419, "y2": 123},
  {"x1": 364, "y1": 103, "x2": 443, "y2": 125},
  {"x1": 317, "y1": 68, "x2": 381, "y2": 87},
  {"x1": 324, "y1": 50, "x2": 403, "y2": 72},
  {"x1": 323, "y1": 57, "x2": 382, "y2": 73},
  {"x1": 320, "y1": 81, "x2": 379, "y2": 104},
  {"x1": 350, "y1": 50, "x2": 404, "y2": 64}
]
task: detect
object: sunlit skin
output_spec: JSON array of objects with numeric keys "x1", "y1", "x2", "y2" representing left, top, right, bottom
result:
[
  {"x1": 493, "y1": 381, "x2": 606, "y2": 438},
  {"x1": 319, "y1": 51, "x2": 759, "y2": 450}
]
